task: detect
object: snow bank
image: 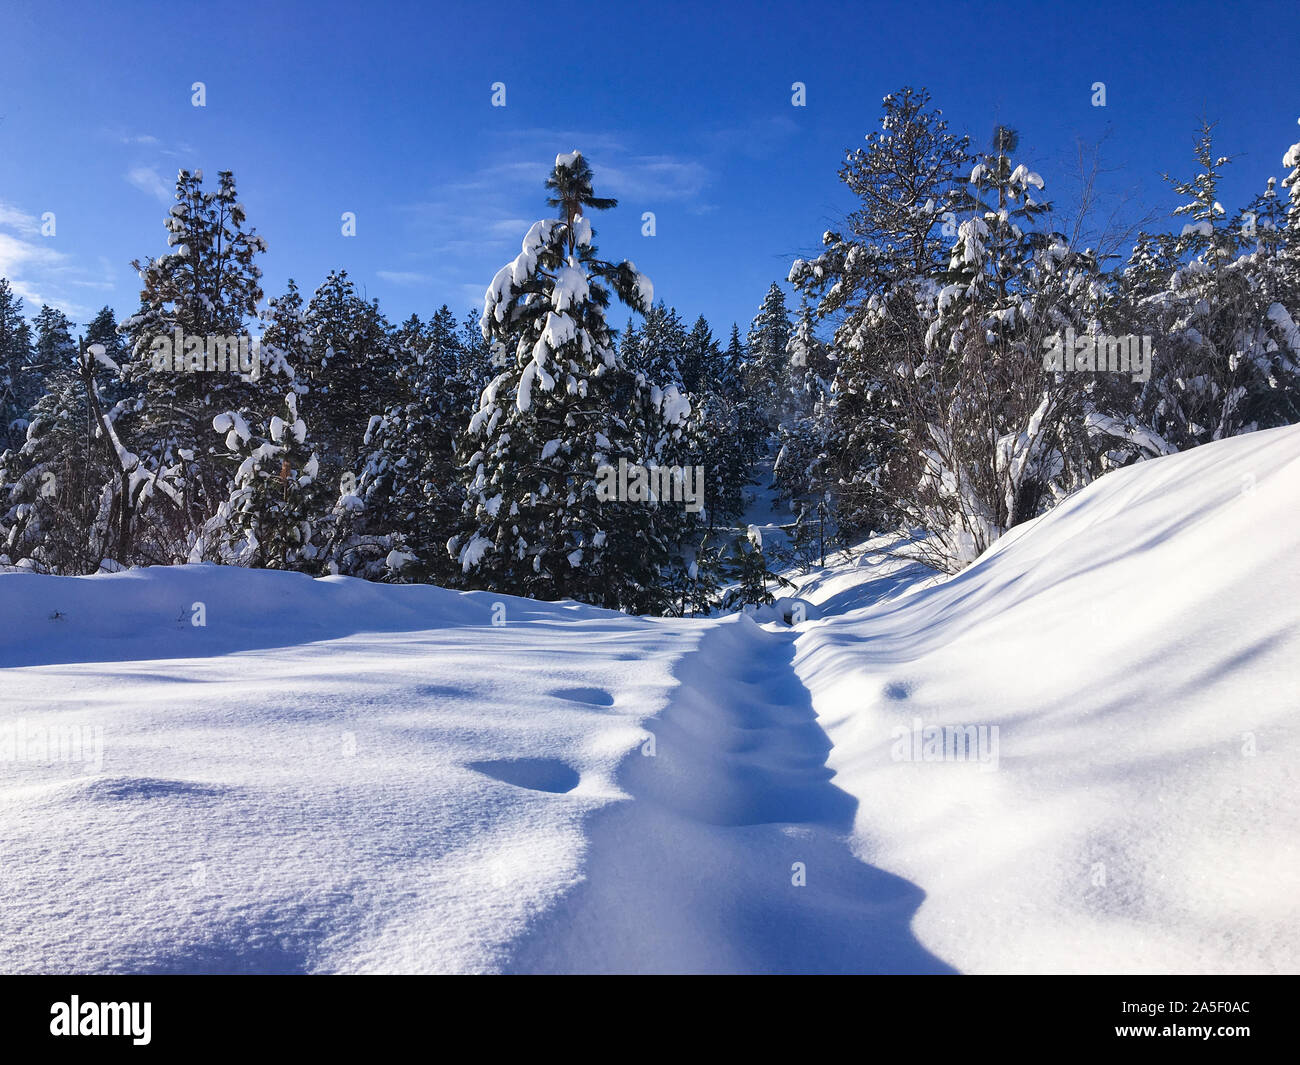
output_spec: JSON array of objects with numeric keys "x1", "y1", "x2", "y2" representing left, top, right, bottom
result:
[
  {"x1": 794, "y1": 424, "x2": 1300, "y2": 973},
  {"x1": 0, "y1": 566, "x2": 701, "y2": 973}
]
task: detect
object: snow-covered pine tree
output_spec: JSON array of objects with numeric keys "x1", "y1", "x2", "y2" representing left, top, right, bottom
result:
[
  {"x1": 1118, "y1": 120, "x2": 1300, "y2": 451},
  {"x1": 784, "y1": 301, "x2": 835, "y2": 415},
  {"x1": 332, "y1": 305, "x2": 467, "y2": 581},
  {"x1": 774, "y1": 302, "x2": 836, "y2": 515},
  {"x1": 0, "y1": 307, "x2": 85, "y2": 570},
  {"x1": 117, "y1": 168, "x2": 270, "y2": 556},
  {"x1": 723, "y1": 322, "x2": 746, "y2": 383},
  {"x1": 453, "y1": 150, "x2": 699, "y2": 611},
  {"x1": 208, "y1": 393, "x2": 321, "y2": 569},
  {"x1": 907, "y1": 125, "x2": 1085, "y2": 568},
  {"x1": 22, "y1": 306, "x2": 78, "y2": 411},
  {"x1": 789, "y1": 87, "x2": 972, "y2": 537},
  {"x1": 723, "y1": 525, "x2": 792, "y2": 610},
  {"x1": 83, "y1": 307, "x2": 130, "y2": 412},
  {"x1": 743, "y1": 283, "x2": 793, "y2": 428},
  {"x1": 0, "y1": 279, "x2": 35, "y2": 451},
  {"x1": 296, "y1": 269, "x2": 401, "y2": 484},
  {"x1": 681, "y1": 315, "x2": 719, "y2": 395},
  {"x1": 632, "y1": 302, "x2": 688, "y2": 387},
  {"x1": 1283, "y1": 119, "x2": 1300, "y2": 299}
]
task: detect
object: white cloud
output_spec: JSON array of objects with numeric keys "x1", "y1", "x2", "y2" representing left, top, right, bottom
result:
[
  {"x1": 0, "y1": 214, "x2": 110, "y2": 320},
  {"x1": 594, "y1": 156, "x2": 710, "y2": 202},
  {"x1": 377, "y1": 270, "x2": 434, "y2": 286},
  {"x1": 0, "y1": 202, "x2": 42, "y2": 238},
  {"x1": 0, "y1": 231, "x2": 65, "y2": 277},
  {"x1": 126, "y1": 166, "x2": 172, "y2": 204}
]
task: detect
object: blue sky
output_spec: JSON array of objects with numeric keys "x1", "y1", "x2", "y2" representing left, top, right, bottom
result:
[{"x1": 1, "y1": 0, "x2": 1297, "y2": 337}]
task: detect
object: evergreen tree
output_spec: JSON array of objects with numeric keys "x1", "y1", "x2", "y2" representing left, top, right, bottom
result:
[
  {"x1": 332, "y1": 304, "x2": 467, "y2": 580},
  {"x1": 723, "y1": 525, "x2": 792, "y2": 610},
  {"x1": 452, "y1": 150, "x2": 698, "y2": 611},
  {"x1": 681, "y1": 314, "x2": 720, "y2": 394},
  {"x1": 632, "y1": 301, "x2": 688, "y2": 387},
  {"x1": 774, "y1": 302, "x2": 836, "y2": 509},
  {"x1": 1116, "y1": 121, "x2": 1300, "y2": 451},
  {"x1": 0, "y1": 280, "x2": 34, "y2": 450},
  {"x1": 296, "y1": 269, "x2": 401, "y2": 483},
  {"x1": 743, "y1": 283, "x2": 793, "y2": 426},
  {"x1": 208, "y1": 394, "x2": 322, "y2": 569},
  {"x1": 117, "y1": 168, "x2": 270, "y2": 553},
  {"x1": 789, "y1": 87, "x2": 972, "y2": 537}
]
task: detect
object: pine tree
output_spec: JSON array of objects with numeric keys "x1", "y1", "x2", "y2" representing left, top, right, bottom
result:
[
  {"x1": 632, "y1": 301, "x2": 688, "y2": 387},
  {"x1": 0, "y1": 307, "x2": 88, "y2": 570},
  {"x1": 723, "y1": 525, "x2": 792, "y2": 610},
  {"x1": 744, "y1": 283, "x2": 793, "y2": 427},
  {"x1": 333, "y1": 305, "x2": 467, "y2": 580},
  {"x1": 117, "y1": 168, "x2": 271, "y2": 553},
  {"x1": 1118, "y1": 121, "x2": 1300, "y2": 450},
  {"x1": 774, "y1": 302, "x2": 836, "y2": 512},
  {"x1": 296, "y1": 269, "x2": 401, "y2": 484},
  {"x1": 723, "y1": 323, "x2": 746, "y2": 383},
  {"x1": 0, "y1": 280, "x2": 34, "y2": 451},
  {"x1": 788, "y1": 88, "x2": 973, "y2": 539},
  {"x1": 208, "y1": 393, "x2": 321, "y2": 569},
  {"x1": 452, "y1": 150, "x2": 702, "y2": 611},
  {"x1": 681, "y1": 315, "x2": 720, "y2": 395}
]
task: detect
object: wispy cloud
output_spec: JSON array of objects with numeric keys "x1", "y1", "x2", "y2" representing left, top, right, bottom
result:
[
  {"x1": 0, "y1": 231, "x2": 65, "y2": 279},
  {"x1": 126, "y1": 166, "x2": 172, "y2": 204},
  {"x1": 377, "y1": 270, "x2": 434, "y2": 286},
  {"x1": 0, "y1": 202, "x2": 43, "y2": 238},
  {"x1": 0, "y1": 211, "x2": 113, "y2": 320},
  {"x1": 594, "y1": 156, "x2": 710, "y2": 202}
]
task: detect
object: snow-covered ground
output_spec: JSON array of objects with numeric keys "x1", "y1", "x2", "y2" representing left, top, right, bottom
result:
[
  {"x1": 792, "y1": 423, "x2": 1300, "y2": 974},
  {"x1": 2, "y1": 424, "x2": 1297, "y2": 973}
]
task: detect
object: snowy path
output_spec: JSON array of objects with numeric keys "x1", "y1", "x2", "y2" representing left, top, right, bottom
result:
[{"x1": 502, "y1": 614, "x2": 952, "y2": 974}]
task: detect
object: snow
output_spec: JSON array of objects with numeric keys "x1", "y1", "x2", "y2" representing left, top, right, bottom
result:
[
  {"x1": 0, "y1": 567, "x2": 697, "y2": 973},
  {"x1": 551, "y1": 261, "x2": 590, "y2": 312},
  {"x1": 2, "y1": 426, "x2": 1297, "y2": 973},
  {"x1": 625, "y1": 263, "x2": 654, "y2": 310},
  {"x1": 791, "y1": 423, "x2": 1300, "y2": 974},
  {"x1": 456, "y1": 534, "x2": 494, "y2": 573}
]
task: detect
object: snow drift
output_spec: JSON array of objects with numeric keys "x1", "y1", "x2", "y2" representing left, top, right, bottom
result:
[{"x1": 794, "y1": 423, "x2": 1300, "y2": 973}]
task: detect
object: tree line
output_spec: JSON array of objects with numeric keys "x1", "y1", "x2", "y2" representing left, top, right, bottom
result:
[{"x1": 3, "y1": 89, "x2": 1299, "y2": 611}]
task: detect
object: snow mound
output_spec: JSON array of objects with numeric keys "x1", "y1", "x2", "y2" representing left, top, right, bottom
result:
[
  {"x1": 794, "y1": 424, "x2": 1300, "y2": 974},
  {"x1": 0, "y1": 566, "x2": 701, "y2": 973}
]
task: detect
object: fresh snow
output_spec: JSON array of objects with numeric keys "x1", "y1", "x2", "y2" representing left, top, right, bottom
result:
[{"x1": 2, "y1": 425, "x2": 1297, "y2": 973}]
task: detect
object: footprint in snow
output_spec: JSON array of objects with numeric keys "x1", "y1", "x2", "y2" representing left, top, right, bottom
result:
[{"x1": 467, "y1": 758, "x2": 581, "y2": 794}]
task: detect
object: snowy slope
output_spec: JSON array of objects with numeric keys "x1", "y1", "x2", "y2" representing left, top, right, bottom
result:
[
  {"x1": 0, "y1": 570, "x2": 702, "y2": 973},
  {"x1": 793, "y1": 423, "x2": 1300, "y2": 974}
]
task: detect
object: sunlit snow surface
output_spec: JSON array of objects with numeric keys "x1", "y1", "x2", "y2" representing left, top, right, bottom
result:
[{"x1": 1, "y1": 424, "x2": 1297, "y2": 973}]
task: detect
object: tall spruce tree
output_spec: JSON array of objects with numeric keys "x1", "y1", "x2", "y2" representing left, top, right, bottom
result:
[
  {"x1": 744, "y1": 283, "x2": 793, "y2": 427},
  {"x1": 0, "y1": 280, "x2": 34, "y2": 451},
  {"x1": 452, "y1": 150, "x2": 700, "y2": 611},
  {"x1": 118, "y1": 168, "x2": 270, "y2": 553}
]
